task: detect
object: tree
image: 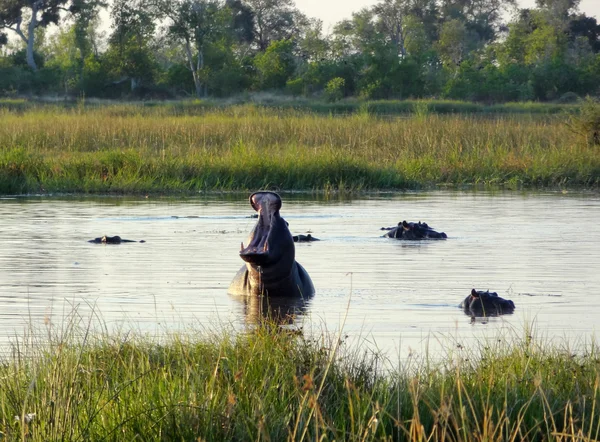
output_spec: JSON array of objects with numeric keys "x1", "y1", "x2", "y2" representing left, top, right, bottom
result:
[
  {"x1": 437, "y1": 18, "x2": 473, "y2": 68},
  {"x1": 254, "y1": 38, "x2": 294, "y2": 89},
  {"x1": 438, "y1": 0, "x2": 517, "y2": 44},
  {"x1": 105, "y1": 0, "x2": 157, "y2": 92},
  {"x1": 243, "y1": 0, "x2": 298, "y2": 51},
  {"x1": 372, "y1": 0, "x2": 410, "y2": 58},
  {"x1": 0, "y1": 0, "x2": 88, "y2": 70},
  {"x1": 158, "y1": 0, "x2": 253, "y2": 97}
]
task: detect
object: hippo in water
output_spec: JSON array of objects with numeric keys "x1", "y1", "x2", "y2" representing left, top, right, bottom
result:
[
  {"x1": 228, "y1": 191, "x2": 315, "y2": 297},
  {"x1": 383, "y1": 221, "x2": 447, "y2": 240},
  {"x1": 88, "y1": 236, "x2": 145, "y2": 244},
  {"x1": 461, "y1": 289, "x2": 515, "y2": 317},
  {"x1": 293, "y1": 234, "x2": 320, "y2": 243}
]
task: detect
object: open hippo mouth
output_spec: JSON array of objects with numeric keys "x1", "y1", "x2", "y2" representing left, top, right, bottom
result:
[{"x1": 239, "y1": 192, "x2": 287, "y2": 266}]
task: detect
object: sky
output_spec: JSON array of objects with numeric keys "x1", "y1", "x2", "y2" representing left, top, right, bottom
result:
[{"x1": 298, "y1": 0, "x2": 600, "y2": 33}]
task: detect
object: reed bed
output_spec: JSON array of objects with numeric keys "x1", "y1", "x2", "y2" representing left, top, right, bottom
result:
[
  {"x1": 1, "y1": 314, "x2": 599, "y2": 441},
  {"x1": 0, "y1": 104, "x2": 597, "y2": 194}
]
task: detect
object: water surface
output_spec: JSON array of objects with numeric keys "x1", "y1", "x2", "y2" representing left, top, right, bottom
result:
[{"x1": 0, "y1": 191, "x2": 598, "y2": 360}]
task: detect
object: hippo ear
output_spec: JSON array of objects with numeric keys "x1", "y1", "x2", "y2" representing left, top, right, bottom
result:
[
  {"x1": 471, "y1": 288, "x2": 479, "y2": 297},
  {"x1": 402, "y1": 220, "x2": 410, "y2": 230}
]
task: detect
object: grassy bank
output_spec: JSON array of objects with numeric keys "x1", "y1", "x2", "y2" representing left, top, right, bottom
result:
[
  {"x1": 0, "y1": 103, "x2": 598, "y2": 194},
  {"x1": 0, "y1": 97, "x2": 581, "y2": 116},
  {"x1": 1, "y1": 320, "x2": 599, "y2": 441}
]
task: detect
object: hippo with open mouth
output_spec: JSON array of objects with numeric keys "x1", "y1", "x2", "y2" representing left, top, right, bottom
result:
[
  {"x1": 461, "y1": 289, "x2": 515, "y2": 317},
  {"x1": 88, "y1": 236, "x2": 145, "y2": 244},
  {"x1": 228, "y1": 191, "x2": 315, "y2": 297},
  {"x1": 383, "y1": 221, "x2": 447, "y2": 240}
]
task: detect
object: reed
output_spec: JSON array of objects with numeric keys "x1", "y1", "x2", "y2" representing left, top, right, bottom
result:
[
  {"x1": 0, "y1": 103, "x2": 597, "y2": 194},
  {"x1": 1, "y1": 314, "x2": 599, "y2": 441}
]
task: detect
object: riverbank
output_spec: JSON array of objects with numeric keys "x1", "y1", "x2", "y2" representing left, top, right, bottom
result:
[
  {"x1": 1, "y1": 320, "x2": 598, "y2": 441},
  {"x1": 1, "y1": 102, "x2": 598, "y2": 195}
]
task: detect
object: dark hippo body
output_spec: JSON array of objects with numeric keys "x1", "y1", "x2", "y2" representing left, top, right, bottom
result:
[
  {"x1": 88, "y1": 236, "x2": 145, "y2": 244},
  {"x1": 293, "y1": 234, "x2": 320, "y2": 243},
  {"x1": 383, "y1": 221, "x2": 447, "y2": 240},
  {"x1": 461, "y1": 289, "x2": 515, "y2": 317},
  {"x1": 229, "y1": 192, "x2": 315, "y2": 298}
]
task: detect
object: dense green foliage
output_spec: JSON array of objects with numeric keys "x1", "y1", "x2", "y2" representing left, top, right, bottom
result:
[
  {"x1": 1, "y1": 0, "x2": 599, "y2": 101},
  {"x1": 1, "y1": 316, "x2": 600, "y2": 441},
  {"x1": 0, "y1": 101, "x2": 598, "y2": 194}
]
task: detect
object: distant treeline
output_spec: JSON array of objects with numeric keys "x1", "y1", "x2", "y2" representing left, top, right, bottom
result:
[{"x1": 1, "y1": 0, "x2": 599, "y2": 102}]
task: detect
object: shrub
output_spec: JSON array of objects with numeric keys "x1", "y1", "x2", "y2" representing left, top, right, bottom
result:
[
  {"x1": 325, "y1": 77, "x2": 345, "y2": 102},
  {"x1": 285, "y1": 77, "x2": 305, "y2": 96},
  {"x1": 567, "y1": 96, "x2": 600, "y2": 145}
]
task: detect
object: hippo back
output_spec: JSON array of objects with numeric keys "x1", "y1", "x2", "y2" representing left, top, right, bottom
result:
[{"x1": 461, "y1": 289, "x2": 515, "y2": 317}]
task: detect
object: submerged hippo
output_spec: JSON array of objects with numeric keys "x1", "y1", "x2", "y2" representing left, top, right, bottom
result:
[
  {"x1": 228, "y1": 191, "x2": 315, "y2": 297},
  {"x1": 461, "y1": 289, "x2": 515, "y2": 317},
  {"x1": 383, "y1": 221, "x2": 447, "y2": 240},
  {"x1": 88, "y1": 236, "x2": 145, "y2": 244},
  {"x1": 293, "y1": 234, "x2": 320, "y2": 243}
]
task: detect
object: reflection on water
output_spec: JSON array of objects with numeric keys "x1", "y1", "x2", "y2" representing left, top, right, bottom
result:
[
  {"x1": 233, "y1": 293, "x2": 314, "y2": 326},
  {"x1": 0, "y1": 191, "x2": 599, "y2": 360}
]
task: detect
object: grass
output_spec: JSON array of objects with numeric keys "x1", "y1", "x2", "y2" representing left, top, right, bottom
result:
[
  {"x1": 0, "y1": 97, "x2": 581, "y2": 116},
  {"x1": 1, "y1": 312, "x2": 600, "y2": 441},
  {"x1": 0, "y1": 101, "x2": 598, "y2": 194}
]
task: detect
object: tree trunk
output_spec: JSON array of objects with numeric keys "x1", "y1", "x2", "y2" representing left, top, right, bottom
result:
[
  {"x1": 131, "y1": 77, "x2": 141, "y2": 91},
  {"x1": 184, "y1": 39, "x2": 203, "y2": 98},
  {"x1": 26, "y1": 2, "x2": 39, "y2": 71},
  {"x1": 198, "y1": 49, "x2": 205, "y2": 97}
]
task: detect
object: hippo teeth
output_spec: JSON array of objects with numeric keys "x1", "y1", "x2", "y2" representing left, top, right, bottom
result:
[{"x1": 241, "y1": 241, "x2": 244, "y2": 252}]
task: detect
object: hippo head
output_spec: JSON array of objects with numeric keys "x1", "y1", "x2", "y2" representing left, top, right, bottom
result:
[
  {"x1": 240, "y1": 192, "x2": 295, "y2": 271},
  {"x1": 462, "y1": 289, "x2": 515, "y2": 317},
  {"x1": 401, "y1": 220, "x2": 447, "y2": 240}
]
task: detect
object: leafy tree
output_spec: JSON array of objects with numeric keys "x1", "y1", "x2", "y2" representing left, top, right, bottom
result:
[
  {"x1": 243, "y1": 0, "x2": 299, "y2": 51},
  {"x1": 0, "y1": 0, "x2": 90, "y2": 70},
  {"x1": 105, "y1": 0, "x2": 158, "y2": 93},
  {"x1": 372, "y1": 0, "x2": 411, "y2": 58},
  {"x1": 569, "y1": 14, "x2": 600, "y2": 52},
  {"x1": 44, "y1": 24, "x2": 81, "y2": 93},
  {"x1": 157, "y1": 0, "x2": 253, "y2": 97},
  {"x1": 437, "y1": 18, "x2": 473, "y2": 68},
  {"x1": 253, "y1": 38, "x2": 294, "y2": 89},
  {"x1": 157, "y1": 0, "x2": 222, "y2": 97}
]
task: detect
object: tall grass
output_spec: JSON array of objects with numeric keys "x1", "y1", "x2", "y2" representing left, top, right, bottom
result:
[
  {"x1": 0, "y1": 103, "x2": 597, "y2": 194},
  {"x1": 1, "y1": 313, "x2": 599, "y2": 441}
]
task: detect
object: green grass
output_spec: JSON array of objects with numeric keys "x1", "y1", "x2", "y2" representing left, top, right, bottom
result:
[
  {"x1": 0, "y1": 97, "x2": 581, "y2": 116},
  {"x1": 0, "y1": 101, "x2": 598, "y2": 194},
  {"x1": 1, "y1": 314, "x2": 599, "y2": 441}
]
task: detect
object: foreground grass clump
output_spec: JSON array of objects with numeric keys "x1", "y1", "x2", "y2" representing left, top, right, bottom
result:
[
  {"x1": 1, "y1": 320, "x2": 599, "y2": 441},
  {"x1": 0, "y1": 102, "x2": 598, "y2": 194}
]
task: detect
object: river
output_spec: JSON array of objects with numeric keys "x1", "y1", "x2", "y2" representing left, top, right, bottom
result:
[{"x1": 0, "y1": 191, "x2": 598, "y2": 361}]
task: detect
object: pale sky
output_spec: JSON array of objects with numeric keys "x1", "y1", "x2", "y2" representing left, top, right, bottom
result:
[{"x1": 299, "y1": 0, "x2": 600, "y2": 33}]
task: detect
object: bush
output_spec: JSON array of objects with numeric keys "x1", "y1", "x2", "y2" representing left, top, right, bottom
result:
[
  {"x1": 567, "y1": 97, "x2": 600, "y2": 145},
  {"x1": 325, "y1": 77, "x2": 345, "y2": 102},
  {"x1": 556, "y1": 92, "x2": 581, "y2": 104},
  {"x1": 285, "y1": 77, "x2": 304, "y2": 96}
]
